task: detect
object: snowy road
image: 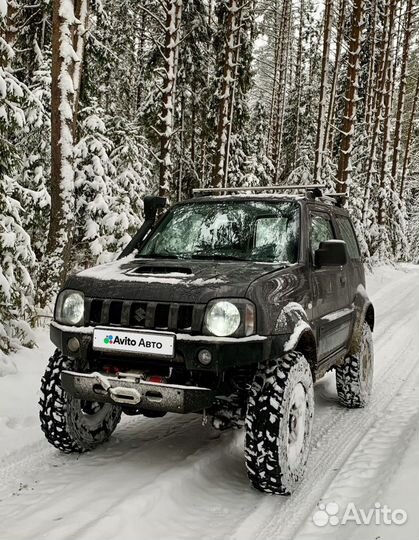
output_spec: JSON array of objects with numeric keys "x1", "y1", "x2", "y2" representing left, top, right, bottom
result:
[{"x1": 1, "y1": 265, "x2": 418, "y2": 540}]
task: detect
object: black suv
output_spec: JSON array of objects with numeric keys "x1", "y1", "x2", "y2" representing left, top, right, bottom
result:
[{"x1": 40, "y1": 186, "x2": 374, "y2": 495}]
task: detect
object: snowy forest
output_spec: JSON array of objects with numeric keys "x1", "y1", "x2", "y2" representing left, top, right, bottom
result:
[{"x1": 1, "y1": 0, "x2": 419, "y2": 358}]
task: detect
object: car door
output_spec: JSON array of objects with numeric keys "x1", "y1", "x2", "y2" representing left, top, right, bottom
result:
[
  {"x1": 335, "y1": 213, "x2": 365, "y2": 304},
  {"x1": 309, "y1": 210, "x2": 352, "y2": 360}
]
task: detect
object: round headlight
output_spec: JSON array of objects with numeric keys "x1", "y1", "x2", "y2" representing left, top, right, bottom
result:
[
  {"x1": 205, "y1": 301, "x2": 241, "y2": 337},
  {"x1": 60, "y1": 292, "x2": 84, "y2": 325}
]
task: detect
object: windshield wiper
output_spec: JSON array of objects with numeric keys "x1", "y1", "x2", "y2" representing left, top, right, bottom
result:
[
  {"x1": 189, "y1": 253, "x2": 249, "y2": 261},
  {"x1": 136, "y1": 253, "x2": 182, "y2": 260}
]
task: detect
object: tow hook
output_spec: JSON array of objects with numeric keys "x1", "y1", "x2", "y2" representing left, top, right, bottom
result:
[{"x1": 91, "y1": 372, "x2": 142, "y2": 406}]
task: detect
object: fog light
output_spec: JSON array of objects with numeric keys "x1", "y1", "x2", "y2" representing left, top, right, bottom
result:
[
  {"x1": 197, "y1": 349, "x2": 212, "y2": 366},
  {"x1": 67, "y1": 337, "x2": 80, "y2": 353}
]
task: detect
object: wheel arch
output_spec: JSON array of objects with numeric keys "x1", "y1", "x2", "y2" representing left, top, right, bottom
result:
[
  {"x1": 365, "y1": 303, "x2": 375, "y2": 331},
  {"x1": 349, "y1": 288, "x2": 375, "y2": 355},
  {"x1": 294, "y1": 330, "x2": 317, "y2": 375},
  {"x1": 274, "y1": 302, "x2": 318, "y2": 375}
]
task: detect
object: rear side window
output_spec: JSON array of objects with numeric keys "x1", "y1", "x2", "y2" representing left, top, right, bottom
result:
[
  {"x1": 336, "y1": 216, "x2": 361, "y2": 259},
  {"x1": 311, "y1": 213, "x2": 334, "y2": 260}
]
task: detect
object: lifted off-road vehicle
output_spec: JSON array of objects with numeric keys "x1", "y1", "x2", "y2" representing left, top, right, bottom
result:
[{"x1": 40, "y1": 185, "x2": 374, "y2": 495}]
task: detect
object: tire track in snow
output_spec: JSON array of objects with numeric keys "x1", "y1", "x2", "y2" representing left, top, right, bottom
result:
[
  {"x1": 296, "y1": 362, "x2": 419, "y2": 540},
  {"x1": 0, "y1": 267, "x2": 418, "y2": 540},
  {"x1": 230, "y1": 268, "x2": 419, "y2": 540}
]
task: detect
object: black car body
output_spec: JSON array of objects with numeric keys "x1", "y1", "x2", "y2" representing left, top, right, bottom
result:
[{"x1": 50, "y1": 191, "x2": 374, "y2": 417}]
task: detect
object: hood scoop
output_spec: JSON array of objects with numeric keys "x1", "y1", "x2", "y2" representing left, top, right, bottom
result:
[{"x1": 130, "y1": 266, "x2": 193, "y2": 276}]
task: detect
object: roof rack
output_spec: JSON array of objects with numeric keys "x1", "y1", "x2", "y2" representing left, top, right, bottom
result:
[
  {"x1": 191, "y1": 185, "x2": 347, "y2": 207},
  {"x1": 192, "y1": 184, "x2": 327, "y2": 196}
]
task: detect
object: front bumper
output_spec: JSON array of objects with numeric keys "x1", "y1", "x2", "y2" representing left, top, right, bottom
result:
[
  {"x1": 50, "y1": 322, "x2": 271, "y2": 373},
  {"x1": 61, "y1": 370, "x2": 214, "y2": 413}
]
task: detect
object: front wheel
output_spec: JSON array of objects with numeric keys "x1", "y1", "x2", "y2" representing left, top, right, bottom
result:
[
  {"x1": 245, "y1": 352, "x2": 314, "y2": 495},
  {"x1": 335, "y1": 322, "x2": 374, "y2": 408},
  {"x1": 39, "y1": 350, "x2": 122, "y2": 453}
]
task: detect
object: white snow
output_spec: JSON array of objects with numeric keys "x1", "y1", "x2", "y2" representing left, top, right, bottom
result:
[
  {"x1": 0, "y1": 0, "x2": 7, "y2": 18},
  {"x1": 51, "y1": 322, "x2": 95, "y2": 334},
  {"x1": 176, "y1": 333, "x2": 267, "y2": 343},
  {"x1": 320, "y1": 306, "x2": 353, "y2": 323},
  {"x1": 0, "y1": 264, "x2": 418, "y2": 540},
  {"x1": 283, "y1": 318, "x2": 311, "y2": 351}
]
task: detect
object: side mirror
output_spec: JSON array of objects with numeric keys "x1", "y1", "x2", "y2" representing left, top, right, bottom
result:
[
  {"x1": 315, "y1": 240, "x2": 347, "y2": 267},
  {"x1": 144, "y1": 196, "x2": 167, "y2": 222}
]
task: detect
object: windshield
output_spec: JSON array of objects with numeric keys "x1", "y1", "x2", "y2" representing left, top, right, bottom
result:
[{"x1": 138, "y1": 201, "x2": 300, "y2": 263}]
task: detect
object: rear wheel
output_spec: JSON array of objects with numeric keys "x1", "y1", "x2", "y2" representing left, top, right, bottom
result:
[
  {"x1": 335, "y1": 322, "x2": 374, "y2": 408},
  {"x1": 40, "y1": 350, "x2": 122, "y2": 453},
  {"x1": 245, "y1": 352, "x2": 314, "y2": 495}
]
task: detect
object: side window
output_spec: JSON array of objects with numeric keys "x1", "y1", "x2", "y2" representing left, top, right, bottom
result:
[
  {"x1": 311, "y1": 213, "x2": 334, "y2": 261},
  {"x1": 337, "y1": 216, "x2": 361, "y2": 259}
]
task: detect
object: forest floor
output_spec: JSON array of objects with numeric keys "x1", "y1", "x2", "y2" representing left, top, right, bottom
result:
[{"x1": 0, "y1": 264, "x2": 418, "y2": 540}]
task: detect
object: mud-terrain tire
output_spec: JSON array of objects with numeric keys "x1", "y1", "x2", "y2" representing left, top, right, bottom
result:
[
  {"x1": 40, "y1": 349, "x2": 122, "y2": 453},
  {"x1": 245, "y1": 352, "x2": 314, "y2": 495},
  {"x1": 335, "y1": 322, "x2": 374, "y2": 408}
]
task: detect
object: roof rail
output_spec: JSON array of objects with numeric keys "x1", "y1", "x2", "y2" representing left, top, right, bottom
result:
[{"x1": 192, "y1": 184, "x2": 327, "y2": 196}]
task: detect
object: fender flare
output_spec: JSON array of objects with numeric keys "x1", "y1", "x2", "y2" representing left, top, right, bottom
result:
[{"x1": 272, "y1": 302, "x2": 317, "y2": 369}]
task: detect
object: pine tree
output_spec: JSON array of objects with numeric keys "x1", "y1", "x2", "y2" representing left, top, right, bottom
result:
[
  {"x1": 36, "y1": 0, "x2": 89, "y2": 308},
  {"x1": 0, "y1": 1, "x2": 40, "y2": 354}
]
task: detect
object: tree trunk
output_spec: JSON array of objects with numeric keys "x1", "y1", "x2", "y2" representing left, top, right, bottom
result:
[
  {"x1": 292, "y1": 0, "x2": 304, "y2": 170},
  {"x1": 324, "y1": 0, "x2": 345, "y2": 155},
  {"x1": 377, "y1": 0, "x2": 396, "y2": 225},
  {"x1": 269, "y1": 0, "x2": 291, "y2": 182},
  {"x1": 391, "y1": 0, "x2": 414, "y2": 186},
  {"x1": 364, "y1": 0, "x2": 378, "y2": 136},
  {"x1": 362, "y1": 0, "x2": 394, "y2": 225},
  {"x1": 274, "y1": 0, "x2": 292, "y2": 181},
  {"x1": 0, "y1": 0, "x2": 19, "y2": 68},
  {"x1": 400, "y1": 74, "x2": 419, "y2": 199},
  {"x1": 212, "y1": 0, "x2": 242, "y2": 188},
  {"x1": 266, "y1": 0, "x2": 281, "y2": 156},
  {"x1": 314, "y1": 0, "x2": 333, "y2": 182},
  {"x1": 336, "y1": 0, "x2": 363, "y2": 194},
  {"x1": 159, "y1": 0, "x2": 183, "y2": 198},
  {"x1": 72, "y1": 0, "x2": 89, "y2": 142},
  {"x1": 37, "y1": 0, "x2": 79, "y2": 307}
]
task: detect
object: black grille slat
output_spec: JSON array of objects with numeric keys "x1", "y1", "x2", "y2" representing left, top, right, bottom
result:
[
  {"x1": 86, "y1": 298, "x2": 202, "y2": 333},
  {"x1": 100, "y1": 300, "x2": 111, "y2": 325},
  {"x1": 145, "y1": 303, "x2": 157, "y2": 329},
  {"x1": 168, "y1": 305, "x2": 179, "y2": 331},
  {"x1": 192, "y1": 305, "x2": 206, "y2": 333},
  {"x1": 84, "y1": 298, "x2": 92, "y2": 323},
  {"x1": 121, "y1": 301, "x2": 132, "y2": 326}
]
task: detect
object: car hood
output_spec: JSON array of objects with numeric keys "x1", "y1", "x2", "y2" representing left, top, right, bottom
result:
[{"x1": 65, "y1": 256, "x2": 285, "y2": 304}]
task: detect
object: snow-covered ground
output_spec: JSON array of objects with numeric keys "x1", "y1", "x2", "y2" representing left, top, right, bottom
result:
[{"x1": 0, "y1": 264, "x2": 418, "y2": 540}]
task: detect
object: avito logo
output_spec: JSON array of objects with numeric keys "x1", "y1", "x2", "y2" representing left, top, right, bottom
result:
[
  {"x1": 103, "y1": 335, "x2": 114, "y2": 345},
  {"x1": 103, "y1": 334, "x2": 163, "y2": 350}
]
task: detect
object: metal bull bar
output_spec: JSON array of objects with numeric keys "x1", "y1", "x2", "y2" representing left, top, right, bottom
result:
[{"x1": 61, "y1": 370, "x2": 214, "y2": 414}]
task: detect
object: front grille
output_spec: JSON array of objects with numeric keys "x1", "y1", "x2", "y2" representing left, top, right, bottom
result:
[{"x1": 84, "y1": 298, "x2": 204, "y2": 334}]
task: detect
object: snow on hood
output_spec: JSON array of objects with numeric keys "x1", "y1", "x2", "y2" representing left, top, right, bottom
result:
[{"x1": 66, "y1": 257, "x2": 284, "y2": 304}]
